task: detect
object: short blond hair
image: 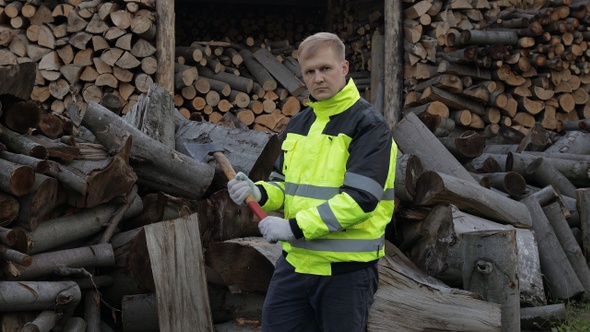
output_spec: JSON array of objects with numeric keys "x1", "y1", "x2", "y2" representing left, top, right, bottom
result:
[{"x1": 298, "y1": 32, "x2": 345, "y2": 61}]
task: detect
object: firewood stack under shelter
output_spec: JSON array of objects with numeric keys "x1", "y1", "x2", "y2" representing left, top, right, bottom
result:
[{"x1": 1, "y1": 0, "x2": 590, "y2": 331}]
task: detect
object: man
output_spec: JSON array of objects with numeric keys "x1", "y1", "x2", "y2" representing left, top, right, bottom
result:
[{"x1": 228, "y1": 32, "x2": 397, "y2": 332}]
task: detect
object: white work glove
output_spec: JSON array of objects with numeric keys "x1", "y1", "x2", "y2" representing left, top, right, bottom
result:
[
  {"x1": 227, "y1": 171, "x2": 261, "y2": 205},
  {"x1": 259, "y1": 216, "x2": 295, "y2": 242}
]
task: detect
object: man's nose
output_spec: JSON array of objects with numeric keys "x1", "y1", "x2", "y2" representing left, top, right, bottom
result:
[{"x1": 313, "y1": 72, "x2": 324, "y2": 83}]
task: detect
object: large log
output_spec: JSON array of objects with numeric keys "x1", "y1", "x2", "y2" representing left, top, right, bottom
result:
[
  {"x1": 14, "y1": 173, "x2": 61, "y2": 231},
  {"x1": 521, "y1": 187, "x2": 585, "y2": 301},
  {"x1": 543, "y1": 201, "x2": 590, "y2": 301},
  {"x1": 394, "y1": 153, "x2": 423, "y2": 202},
  {"x1": 0, "y1": 281, "x2": 81, "y2": 311},
  {"x1": 461, "y1": 230, "x2": 520, "y2": 332},
  {"x1": 0, "y1": 157, "x2": 35, "y2": 197},
  {"x1": 15, "y1": 193, "x2": 142, "y2": 254},
  {"x1": 414, "y1": 171, "x2": 532, "y2": 227},
  {"x1": 392, "y1": 112, "x2": 478, "y2": 185},
  {"x1": 507, "y1": 152, "x2": 590, "y2": 187},
  {"x1": 7, "y1": 243, "x2": 115, "y2": 281},
  {"x1": 144, "y1": 214, "x2": 214, "y2": 332},
  {"x1": 82, "y1": 101, "x2": 215, "y2": 199},
  {"x1": 251, "y1": 47, "x2": 306, "y2": 97},
  {"x1": 367, "y1": 244, "x2": 501, "y2": 332},
  {"x1": 544, "y1": 130, "x2": 590, "y2": 155},
  {"x1": 407, "y1": 204, "x2": 545, "y2": 306}
]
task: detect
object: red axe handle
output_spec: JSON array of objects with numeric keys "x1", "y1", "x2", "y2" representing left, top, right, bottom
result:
[{"x1": 212, "y1": 151, "x2": 268, "y2": 220}]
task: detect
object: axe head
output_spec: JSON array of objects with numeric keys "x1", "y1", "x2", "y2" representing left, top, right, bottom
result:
[{"x1": 181, "y1": 142, "x2": 223, "y2": 162}]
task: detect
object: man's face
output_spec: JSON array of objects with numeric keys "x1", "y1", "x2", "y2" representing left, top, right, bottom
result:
[{"x1": 300, "y1": 45, "x2": 349, "y2": 101}]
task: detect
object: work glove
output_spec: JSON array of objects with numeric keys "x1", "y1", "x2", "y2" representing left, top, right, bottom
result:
[
  {"x1": 259, "y1": 216, "x2": 295, "y2": 242},
  {"x1": 227, "y1": 171, "x2": 261, "y2": 205}
]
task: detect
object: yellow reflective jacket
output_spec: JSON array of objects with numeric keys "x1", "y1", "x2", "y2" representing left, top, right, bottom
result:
[{"x1": 257, "y1": 79, "x2": 397, "y2": 276}]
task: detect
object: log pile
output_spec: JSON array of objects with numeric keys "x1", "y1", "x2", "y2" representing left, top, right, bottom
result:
[{"x1": 0, "y1": 61, "x2": 281, "y2": 330}]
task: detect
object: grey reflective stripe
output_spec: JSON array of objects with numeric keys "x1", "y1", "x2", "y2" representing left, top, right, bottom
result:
[
  {"x1": 269, "y1": 171, "x2": 284, "y2": 181},
  {"x1": 317, "y1": 203, "x2": 341, "y2": 232},
  {"x1": 344, "y1": 172, "x2": 384, "y2": 199},
  {"x1": 381, "y1": 188, "x2": 395, "y2": 200},
  {"x1": 285, "y1": 183, "x2": 339, "y2": 200},
  {"x1": 289, "y1": 235, "x2": 384, "y2": 252}
]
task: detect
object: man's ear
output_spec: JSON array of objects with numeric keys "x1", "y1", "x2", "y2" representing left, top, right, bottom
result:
[{"x1": 342, "y1": 60, "x2": 350, "y2": 76}]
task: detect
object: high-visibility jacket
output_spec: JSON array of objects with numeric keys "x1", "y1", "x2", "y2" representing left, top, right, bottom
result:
[{"x1": 257, "y1": 79, "x2": 397, "y2": 276}]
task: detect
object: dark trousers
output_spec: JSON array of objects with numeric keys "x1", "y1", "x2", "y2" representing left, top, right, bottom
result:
[{"x1": 262, "y1": 255, "x2": 378, "y2": 332}]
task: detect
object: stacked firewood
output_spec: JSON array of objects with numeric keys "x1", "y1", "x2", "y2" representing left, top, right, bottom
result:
[
  {"x1": 402, "y1": 0, "x2": 590, "y2": 136},
  {"x1": 0, "y1": 0, "x2": 159, "y2": 117}
]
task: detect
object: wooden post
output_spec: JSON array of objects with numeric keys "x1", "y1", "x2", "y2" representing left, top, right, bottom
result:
[
  {"x1": 461, "y1": 230, "x2": 520, "y2": 332},
  {"x1": 370, "y1": 34, "x2": 384, "y2": 113},
  {"x1": 144, "y1": 214, "x2": 213, "y2": 331},
  {"x1": 384, "y1": 0, "x2": 403, "y2": 127},
  {"x1": 155, "y1": 0, "x2": 174, "y2": 93}
]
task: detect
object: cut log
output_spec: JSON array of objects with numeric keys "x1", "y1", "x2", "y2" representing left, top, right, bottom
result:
[
  {"x1": 252, "y1": 47, "x2": 306, "y2": 96},
  {"x1": 520, "y1": 304, "x2": 566, "y2": 331},
  {"x1": 392, "y1": 112, "x2": 478, "y2": 185},
  {"x1": 239, "y1": 49, "x2": 277, "y2": 91},
  {"x1": 521, "y1": 187, "x2": 585, "y2": 301},
  {"x1": 83, "y1": 101, "x2": 215, "y2": 199},
  {"x1": 544, "y1": 130, "x2": 590, "y2": 155},
  {"x1": 461, "y1": 229, "x2": 520, "y2": 332},
  {"x1": 421, "y1": 86, "x2": 486, "y2": 116},
  {"x1": 6, "y1": 243, "x2": 115, "y2": 281},
  {"x1": 22, "y1": 311, "x2": 57, "y2": 332},
  {"x1": 0, "y1": 280, "x2": 81, "y2": 311},
  {"x1": 145, "y1": 214, "x2": 214, "y2": 331},
  {"x1": 414, "y1": 171, "x2": 532, "y2": 227},
  {"x1": 367, "y1": 245, "x2": 501, "y2": 332},
  {"x1": 543, "y1": 201, "x2": 590, "y2": 300},
  {"x1": 1, "y1": 100, "x2": 42, "y2": 134},
  {"x1": 0, "y1": 158, "x2": 35, "y2": 197},
  {"x1": 0, "y1": 193, "x2": 19, "y2": 227},
  {"x1": 15, "y1": 173, "x2": 61, "y2": 230},
  {"x1": 438, "y1": 130, "x2": 485, "y2": 160},
  {"x1": 407, "y1": 204, "x2": 545, "y2": 306},
  {"x1": 15, "y1": 194, "x2": 142, "y2": 254},
  {"x1": 525, "y1": 157, "x2": 578, "y2": 198}
]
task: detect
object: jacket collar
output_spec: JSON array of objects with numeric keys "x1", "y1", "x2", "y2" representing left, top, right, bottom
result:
[{"x1": 307, "y1": 79, "x2": 360, "y2": 118}]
